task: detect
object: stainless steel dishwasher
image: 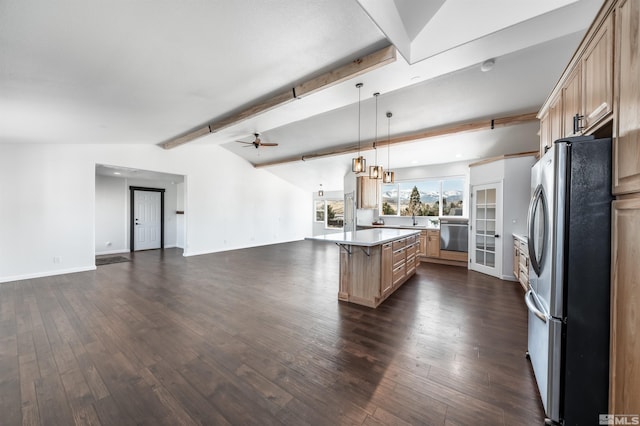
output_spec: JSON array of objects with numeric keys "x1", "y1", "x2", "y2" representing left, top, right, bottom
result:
[{"x1": 439, "y1": 218, "x2": 469, "y2": 252}]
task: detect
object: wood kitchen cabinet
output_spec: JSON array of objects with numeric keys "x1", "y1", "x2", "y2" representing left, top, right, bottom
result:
[
  {"x1": 582, "y1": 13, "x2": 613, "y2": 132},
  {"x1": 381, "y1": 242, "x2": 393, "y2": 297},
  {"x1": 418, "y1": 230, "x2": 427, "y2": 257},
  {"x1": 512, "y1": 239, "x2": 520, "y2": 279},
  {"x1": 539, "y1": 94, "x2": 563, "y2": 156},
  {"x1": 609, "y1": 0, "x2": 640, "y2": 413},
  {"x1": 426, "y1": 230, "x2": 440, "y2": 258},
  {"x1": 357, "y1": 176, "x2": 379, "y2": 209},
  {"x1": 609, "y1": 195, "x2": 640, "y2": 414},
  {"x1": 613, "y1": 0, "x2": 640, "y2": 195},
  {"x1": 537, "y1": 2, "x2": 615, "y2": 154},
  {"x1": 512, "y1": 236, "x2": 530, "y2": 291},
  {"x1": 562, "y1": 65, "x2": 583, "y2": 138},
  {"x1": 537, "y1": 0, "x2": 640, "y2": 412}
]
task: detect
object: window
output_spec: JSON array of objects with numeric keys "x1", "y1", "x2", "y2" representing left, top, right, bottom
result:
[
  {"x1": 315, "y1": 201, "x2": 325, "y2": 222},
  {"x1": 314, "y1": 199, "x2": 344, "y2": 229},
  {"x1": 381, "y1": 177, "x2": 465, "y2": 217},
  {"x1": 326, "y1": 199, "x2": 344, "y2": 229}
]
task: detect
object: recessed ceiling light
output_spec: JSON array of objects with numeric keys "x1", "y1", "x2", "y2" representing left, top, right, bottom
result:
[
  {"x1": 455, "y1": 153, "x2": 462, "y2": 158},
  {"x1": 411, "y1": 160, "x2": 418, "y2": 164},
  {"x1": 113, "y1": 172, "x2": 121, "y2": 175}
]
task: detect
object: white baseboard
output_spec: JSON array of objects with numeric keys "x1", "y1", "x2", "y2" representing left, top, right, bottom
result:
[{"x1": 0, "y1": 265, "x2": 97, "y2": 284}]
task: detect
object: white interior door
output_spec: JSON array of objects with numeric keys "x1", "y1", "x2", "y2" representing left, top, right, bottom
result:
[
  {"x1": 470, "y1": 182, "x2": 502, "y2": 277},
  {"x1": 134, "y1": 190, "x2": 161, "y2": 251}
]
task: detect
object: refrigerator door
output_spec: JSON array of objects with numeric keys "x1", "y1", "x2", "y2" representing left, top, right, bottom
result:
[
  {"x1": 527, "y1": 150, "x2": 555, "y2": 314},
  {"x1": 525, "y1": 288, "x2": 562, "y2": 421}
]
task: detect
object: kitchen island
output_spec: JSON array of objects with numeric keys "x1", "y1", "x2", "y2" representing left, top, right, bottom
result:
[{"x1": 308, "y1": 229, "x2": 421, "y2": 307}]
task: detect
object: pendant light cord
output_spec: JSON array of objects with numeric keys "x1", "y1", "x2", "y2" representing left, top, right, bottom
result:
[{"x1": 357, "y1": 83, "x2": 362, "y2": 156}]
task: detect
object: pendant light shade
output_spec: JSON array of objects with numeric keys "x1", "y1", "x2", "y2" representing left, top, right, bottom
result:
[
  {"x1": 383, "y1": 112, "x2": 395, "y2": 183},
  {"x1": 318, "y1": 184, "x2": 324, "y2": 197},
  {"x1": 352, "y1": 156, "x2": 366, "y2": 173},
  {"x1": 351, "y1": 83, "x2": 366, "y2": 173},
  {"x1": 369, "y1": 92, "x2": 383, "y2": 179}
]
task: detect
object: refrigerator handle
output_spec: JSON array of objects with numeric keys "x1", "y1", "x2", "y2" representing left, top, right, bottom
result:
[
  {"x1": 525, "y1": 290, "x2": 548, "y2": 323},
  {"x1": 527, "y1": 185, "x2": 545, "y2": 276}
]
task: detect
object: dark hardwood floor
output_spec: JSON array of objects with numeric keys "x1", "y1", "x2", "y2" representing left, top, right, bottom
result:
[{"x1": 0, "y1": 241, "x2": 545, "y2": 425}]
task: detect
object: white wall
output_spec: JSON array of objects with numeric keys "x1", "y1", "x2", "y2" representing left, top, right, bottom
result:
[
  {"x1": 0, "y1": 143, "x2": 311, "y2": 283},
  {"x1": 95, "y1": 175, "x2": 127, "y2": 254}
]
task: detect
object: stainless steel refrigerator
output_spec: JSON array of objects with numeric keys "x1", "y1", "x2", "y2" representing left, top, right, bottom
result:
[{"x1": 525, "y1": 135, "x2": 612, "y2": 425}]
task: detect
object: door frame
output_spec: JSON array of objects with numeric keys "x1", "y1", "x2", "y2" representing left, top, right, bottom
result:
[{"x1": 130, "y1": 186, "x2": 165, "y2": 252}]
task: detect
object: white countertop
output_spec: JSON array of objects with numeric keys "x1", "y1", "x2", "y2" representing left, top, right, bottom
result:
[
  {"x1": 513, "y1": 233, "x2": 528, "y2": 242},
  {"x1": 306, "y1": 228, "x2": 421, "y2": 247}
]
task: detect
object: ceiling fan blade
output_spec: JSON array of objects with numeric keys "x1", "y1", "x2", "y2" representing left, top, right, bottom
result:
[
  {"x1": 260, "y1": 143, "x2": 279, "y2": 147},
  {"x1": 235, "y1": 140, "x2": 254, "y2": 145}
]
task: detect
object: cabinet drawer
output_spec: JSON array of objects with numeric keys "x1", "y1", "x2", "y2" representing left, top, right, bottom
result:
[
  {"x1": 519, "y1": 264, "x2": 529, "y2": 280},
  {"x1": 392, "y1": 264, "x2": 406, "y2": 285},
  {"x1": 382, "y1": 242, "x2": 392, "y2": 249},
  {"x1": 392, "y1": 239, "x2": 406, "y2": 250},
  {"x1": 393, "y1": 248, "x2": 405, "y2": 266},
  {"x1": 406, "y1": 235, "x2": 417, "y2": 244},
  {"x1": 518, "y1": 240, "x2": 528, "y2": 254},
  {"x1": 406, "y1": 243, "x2": 417, "y2": 257}
]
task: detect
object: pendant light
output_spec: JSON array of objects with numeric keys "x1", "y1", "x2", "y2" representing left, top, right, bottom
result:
[
  {"x1": 383, "y1": 112, "x2": 395, "y2": 183},
  {"x1": 318, "y1": 184, "x2": 324, "y2": 197},
  {"x1": 369, "y1": 92, "x2": 383, "y2": 179},
  {"x1": 351, "y1": 83, "x2": 366, "y2": 173}
]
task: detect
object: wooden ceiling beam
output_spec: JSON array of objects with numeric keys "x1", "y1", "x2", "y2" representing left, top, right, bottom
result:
[
  {"x1": 252, "y1": 112, "x2": 538, "y2": 168},
  {"x1": 161, "y1": 45, "x2": 397, "y2": 150}
]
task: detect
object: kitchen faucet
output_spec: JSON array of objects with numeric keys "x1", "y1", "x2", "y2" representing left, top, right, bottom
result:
[{"x1": 412, "y1": 213, "x2": 417, "y2": 226}]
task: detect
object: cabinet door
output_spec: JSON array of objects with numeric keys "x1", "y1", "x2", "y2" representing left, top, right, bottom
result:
[
  {"x1": 419, "y1": 231, "x2": 427, "y2": 256},
  {"x1": 613, "y1": 0, "x2": 640, "y2": 194},
  {"x1": 562, "y1": 65, "x2": 582, "y2": 137},
  {"x1": 381, "y1": 242, "x2": 393, "y2": 297},
  {"x1": 539, "y1": 111, "x2": 550, "y2": 158},
  {"x1": 609, "y1": 195, "x2": 640, "y2": 414},
  {"x1": 549, "y1": 94, "x2": 563, "y2": 147},
  {"x1": 426, "y1": 230, "x2": 440, "y2": 258},
  {"x1": 513, "y1": 240, "x2": 520, "y2": 279},
  {"x1": 357, "y1": 176, "x2": 379, "y2": 209},
  {"x1": 582, "y1": 13, "x2": 613, "y2": 131}
]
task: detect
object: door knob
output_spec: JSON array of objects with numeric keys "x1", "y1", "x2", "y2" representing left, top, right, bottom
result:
[{"x1": 495, "y1": 234, "x2": 500, "y2": 238}]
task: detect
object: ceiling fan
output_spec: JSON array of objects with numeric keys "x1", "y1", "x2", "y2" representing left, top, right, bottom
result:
[{"x1": 235, "y1": 133, "x2": 278, "y2": 149}]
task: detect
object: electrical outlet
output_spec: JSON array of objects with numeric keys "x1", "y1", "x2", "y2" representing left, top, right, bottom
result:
[{"x1": 53, "y1": 256, "x2": 61, "y2": 264}]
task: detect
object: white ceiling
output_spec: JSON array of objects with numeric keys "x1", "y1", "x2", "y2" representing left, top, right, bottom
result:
[{"x1": 1, "y1": 0, "x2": 604, "y2": 191}]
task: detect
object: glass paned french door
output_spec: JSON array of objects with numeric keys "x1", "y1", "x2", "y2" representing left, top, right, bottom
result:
[{"x1": 471, "y1": 182, "x2": 502, "y2": 278}]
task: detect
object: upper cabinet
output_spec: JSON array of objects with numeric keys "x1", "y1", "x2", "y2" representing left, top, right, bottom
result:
[
  {"x1": 538, "y1": 5, "x2": 615, "y2": 152},
  {"x1": 562, "y1": 65, "x2": 583, "y2": 137},
  {"x1": 613, "y1": 0, "x2": 640, "y2": 194},
  {"x1": 357, "y1": 176, "x2": 380, "y2": 209},
  {"x1": 583, "y1": 14, "x2": 614, "y2": 132}
]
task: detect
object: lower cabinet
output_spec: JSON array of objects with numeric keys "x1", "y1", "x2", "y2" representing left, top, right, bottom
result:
[
  {"x1": 609, "y1": 195, "x2": 640, "y2": 413},
  {"x1": 513, "y1": 240, "x2": 520, "y2": 279},
  {"x1": 426, "y1": 230, "x2": 440, "y2": 258},
  {"x1": 381, "y1": 242, "x2": 393, "y2": 297},
  {"x1": 512, "y1": 236, "x2": 529, "y2": 291}
]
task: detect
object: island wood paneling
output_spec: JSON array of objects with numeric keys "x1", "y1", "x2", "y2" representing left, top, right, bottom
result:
[{"x1": 0, "y1": 243, "x2": 545, "y2": 425}]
